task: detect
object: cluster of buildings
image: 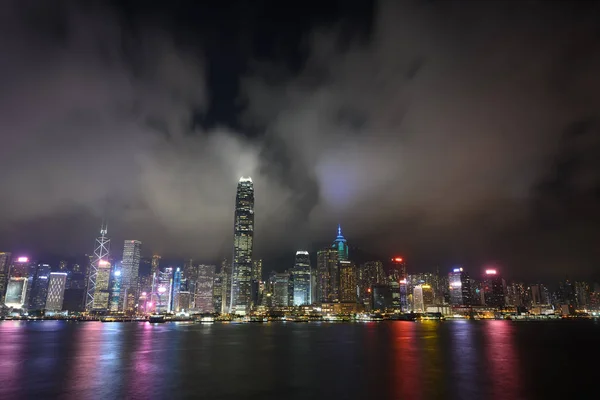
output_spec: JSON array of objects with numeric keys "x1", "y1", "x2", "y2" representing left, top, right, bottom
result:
[{"x1": 1, "y1": 177, "x2": 599, "y2": 318}]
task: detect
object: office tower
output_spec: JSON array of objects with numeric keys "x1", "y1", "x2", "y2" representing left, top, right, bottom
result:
[
  {"x1": 8, "y1": 256, "x2": 32, "y2": 278},
  {"x1": 195, "y1": 265, "x2": 215, "y2": 313},
  {"x1": 121, "y1": 240, "x2": 142, "y2": 310},
  {"x1": 339, "y1": 260, "x2": 357, "y2": 303},
  {"x1": 156, "y1": 267, "x2": 173, "y2": 313},
  {"x1": 45, "y1": 272, "x2": 67, "y2": 311},
  {"x1": 482, "y1": 269, "x2": 505, "y2": 308},
  {"x1": 230, "y1": 177, "x2": 254, "y2": 315},
  {"x1": 575, "y1": 281, "x2": 590, "y2": 308},
  {"x1": 311, "y1": 274, "x2": 317, "y2": 306},
  {"x1": 317, "y1": 248, "x2": 339, "y2": 303},
  {"x1": 183, "y1": 260, "x2": 198, "y2": 309},
  {"x1": 151, "y1": 255, "x2": 161, "y2": 276},
  {"x1": 92, "y1": 260, "x2": 111, "y2": 310},
  {"x1": 371, "y1": 284, "x2": 392, "y2": 311},
  {"x1": 272, "y1": 271, "x2": 289, "y2": 307},
  {"x1": 221, "y1": 258, "x2": 232, "y2": 313},
  {"x1": 531, "y1": 284, "x2": 549, "y2": 305},
  {"x1": 29, "y1": 263, "x2": 51, "y2": 310},
  {"x1": 291, "y1": 251, "x2": 311, "y2": 306},
  {"x1": 413, "y1": 284, "x2": 434, "y2": 312},
  {"x1": 5, "y1": 277, "x2": 28, "y2": 308},
  {"x1": 213, "y1": 272, "x2": 225, "y2": 313},
  {"x1": 360, "y1": 261, "x2": 385, "y2": 307},
  {"x1": 332, "y1": 225, "x2": 349, "y2": 261},
  {"x1": 86, "y1": 224, "x2": 110, "y2": 311},
  {"x1": 171, "y1": 267, "x2": 182, "y2": 312},
  {"x1": 389, "y1": 257, "x2": 408, "y2": 311},
  {"x1": 109, "y1": 269, "x2": 122, "y2": 311},
  {"x1": 0, "y1": 252, "x2": 12, "y2": 304},
  {"x1": 449, "y1": 268, "x2": 472, "y2": 306},
  {"x1": 252, "y1": 259, "x2": 263, "y2": 282},
  {"x1": 58, "y1": 260, "x2": 68, "y2": 271}
]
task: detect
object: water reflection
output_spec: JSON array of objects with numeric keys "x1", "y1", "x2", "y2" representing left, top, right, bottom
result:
[
  {"x1": 0, "y1": 321, "x2": 25, "y2": 398},
  {"x1": 391, "y1": 322, "x2": 422, "y2": 400},
  {"x1": 483, "y1": 321, "x2": 524, "y2": 400}
]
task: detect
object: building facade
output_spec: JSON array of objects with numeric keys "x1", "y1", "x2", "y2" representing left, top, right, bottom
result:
[
  {"x1": 291, "y1": 251, "x2": 311, "y2": 306},
  {"x1": 317, "y1": 248, "x2": 339, "y2": 303},
  {"x1": 121, "y1": 240, "x2": 142, "y2": 310},
  {"x1": 45, "y1": 272, "x2": 68, "y2": 311},
  {"x1": 230, "y1": 177, "x2": 254, "y2": 315}
]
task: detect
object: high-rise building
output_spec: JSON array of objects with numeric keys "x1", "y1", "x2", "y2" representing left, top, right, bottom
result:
[
  {"x1": 360, "y1": 261, "x2": 385, "y2": 307},
  {"x1": 171, "y1": 267, "x2": 182, "y2": 312},
  {"x1": 8, "y1": 256, "x2": 32, "y2": 278},
  {"x1": 449, "y1": 268, "x2": 472, "y2": 306},
  {"x1": 213, "y1": 272, "x2": 226, "y2": 314},
  {"x1": 252, "y1": 259, "x2": 262, "y2": 282},
  {"x1": 151, "y1": 255, "x2": 161, "y2": 276},
  {"x1": 339, "y1": 260, "x2": 357, "y2": 303},
  {"x1": 29, "y1": 263, "x2": 51, "y2": 310},
  {"x1": 121, "y1": 240, "x2": 142, "y2": 310},
  {"x1": 316, "y1": 248, "x2": 338, "y2": 303},
  {"x1": 221, "y1": 258, "x2": 232, "y2": 313},
  {"x1": 196, "y1": 265, "x2": 216, "y2": 313},
  {"x1": 86, "y1": 224, "x2": 110, "y2": 311},
  {"x1": 389, "y1": 257, "x2": 408, "y2": 311},
  {"x1": 413, "y1": 284, "x2": 434, "y2": 312},
  {"x1": 93, "y1": 260, "x2": 112, "y2": 310},
  {"x1": 291, "y1": 251, "x2": 311, "y2": 306},
  {"x1": 0, "y1": 252, "x2": 12, "y2": 305},
  {"x1": 272, "y1": 272, "x2": 289, "y2": 307},
  {"x1": 531, "y1": 284, "x2": 549, "y2": 305},
  {"x1": 156, "y1": 267, "x2": 173, "y2": 313},
  {"x1": 45, "y1": 272, "x2": 67, "y2": 311},
  {"x1": 109, "y1": 269, "x2": 122, "y2": 311},
  {"x1": 5, "y1": 277, "x2": 28, "y2": 308},
  {"x1": 230, "y1": 177, "x2": 254, "y2": 315},
  {"x1": 332, "y1": 225, "x2": 349, "y2": 261},
  {"x1": 482, "y1": 269, "x2": 505, "y2": 308}
]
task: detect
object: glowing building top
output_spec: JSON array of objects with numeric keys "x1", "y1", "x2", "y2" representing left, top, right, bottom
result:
[{"x1": 332, "y1": 224, "x2": 349, "y2": 261}]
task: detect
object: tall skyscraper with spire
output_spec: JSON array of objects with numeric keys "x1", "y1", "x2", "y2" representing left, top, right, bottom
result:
[
  {"x1": 86, "y1": 224, "x2": 110, "y2": 311},
  {"x1": 230, "y1": 177, "x2": 254, "y2": 314},
  {"x1": 332, "y1": 225, "x2": 349, "y2": 261}
]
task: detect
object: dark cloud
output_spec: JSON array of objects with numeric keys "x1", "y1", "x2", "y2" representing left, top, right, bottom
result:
[{"x1": 1, "y1": 0, "x2": 599, "y2": 280}]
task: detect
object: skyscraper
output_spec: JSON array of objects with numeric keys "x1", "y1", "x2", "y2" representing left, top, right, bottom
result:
[
  {"x1": 45, "y1": 272, "x2": 67, "y2": 311},
  {"x1": 272, "y1": 272, "x2": 289, "y2": 307},
  {"x1": 110, "y1": 269, "x2": 122, "y2": 312},
  {"x1": 86, "y1": 224, "x2": 110, "y2": 311},
  {"x1": 0, "y1": 252, "x2": 12, "y2": 305},
  {"x1": 339, "y1": 260, "x2": 357, "y2": 303},
  {"x1": 413, "y1": 284, "x2": 434, "y2": 312},
  {"x1": 291, "y1": 251, "x2": 311, "y2": 306},
  {"x1": 332, "y1": 225, "x2": 349, "y2": 261},
  {"x1": 482, "y1": 269, "x2": 506, "y2": 308},
  {"x1": 196, "y1": 264, "x2": 216, "y2": 313},
  {"x1": 252, "y1": 259, "x2": 262, "y2": 282},
  {"x1": 317, "y1": 248, "x2": 339, "y2": 303},
  {"x1": 5, "y1": 277, "x2": 28, "y2": 308},
  {"x1": 230, "y1": 177, "x2": 254, "y2": 315},
  {"x1": 93, "y1": 260, "x2": 111, "y2": 310},
  {"x1": 121, "y1": 240, "x2": 142, "y2": 311},
  {"x1": 29, "y1": 263, "x2": 51, "y2": 311},
  {"x1": 449, "y1": 268, "x2": 472, "y2": 306}
]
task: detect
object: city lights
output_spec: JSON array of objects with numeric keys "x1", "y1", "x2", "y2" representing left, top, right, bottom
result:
[
  {"x1": 485, "y1": 269, "x2": 497, "y2": 275},
  {"x1": 17, "y1": 256, "x2": 29, "y2": 263}
]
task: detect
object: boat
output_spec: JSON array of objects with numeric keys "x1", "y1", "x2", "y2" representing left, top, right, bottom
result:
[{"x1": 149, "y1": 315, "x2": 166, "y2": 323}]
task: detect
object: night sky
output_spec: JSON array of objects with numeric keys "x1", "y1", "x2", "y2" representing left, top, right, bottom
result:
[{"x1": 1, "y1": 0, "x2": 600, "y2": 281}]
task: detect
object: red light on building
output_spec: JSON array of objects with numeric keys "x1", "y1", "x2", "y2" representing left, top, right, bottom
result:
[
  {"x1": 367, "y1": 287, "x2": 372, "y2": 293},
  {"x1": 392, "y1": 257, "x2": 403, "y2": 262},
  {"x1": 485, "y1": 269, "x2": 497, "y2": 275}
]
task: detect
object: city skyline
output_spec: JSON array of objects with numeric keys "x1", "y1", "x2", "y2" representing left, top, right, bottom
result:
[{"x1": 0, "y1": 1, "x2": 599, "y2": 282}]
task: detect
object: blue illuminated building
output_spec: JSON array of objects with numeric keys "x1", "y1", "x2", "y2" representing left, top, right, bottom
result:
[{"x1": 332, "y1": 225, "x2": 349, "y2": 261}]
